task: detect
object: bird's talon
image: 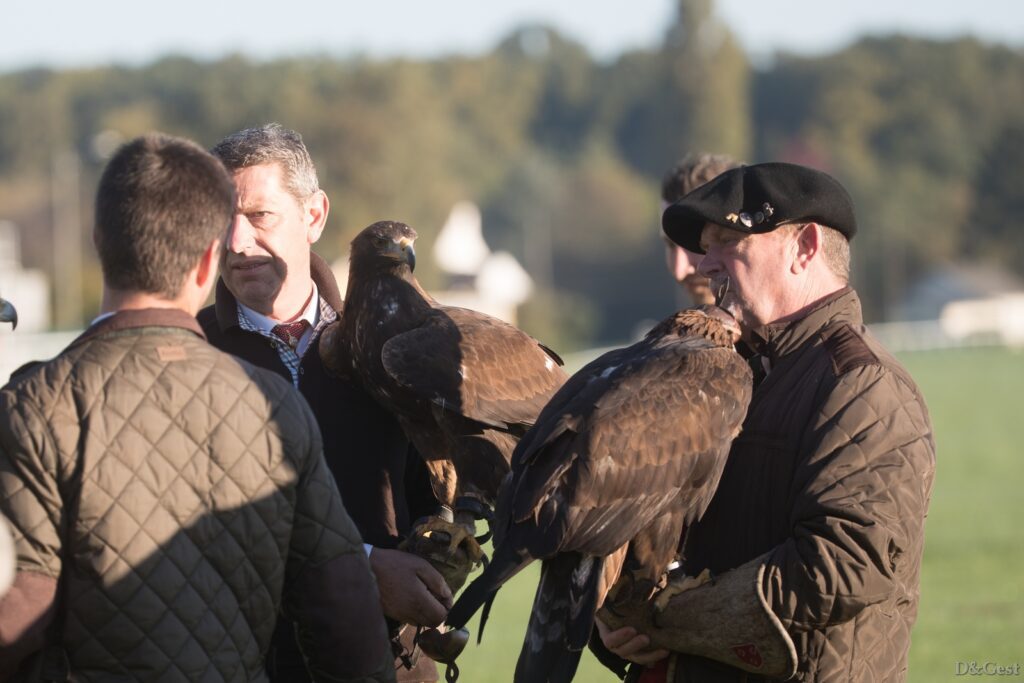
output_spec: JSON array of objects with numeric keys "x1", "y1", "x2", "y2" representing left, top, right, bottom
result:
[{"x1": 653, "y1": 568, "x2": 712, "y2": 612}]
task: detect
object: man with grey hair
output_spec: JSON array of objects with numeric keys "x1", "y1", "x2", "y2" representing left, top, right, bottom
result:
[
  {"x1": 596, "y1": 162, "x2": 934, "y2": 682},
  {"x1": 659, "y1": 153, "x2": 740, "y2": 307},
  {"x1": 199, "y1": 124, "x2": 447, "y2": 683}
]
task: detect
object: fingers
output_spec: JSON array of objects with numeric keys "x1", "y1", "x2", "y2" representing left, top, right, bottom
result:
[
  {"x1": 416, "y1": 561, "x2": 453, "y2": 610},
  {"x1": 624, "y1": 646, "x2": 670, "y2": 667},
  {"x1": 395, "y1": 570, "x2": 447, "y2": 627},
  {"x1": 595, "y1": 619, "x2": 669, "y2": 666},
  {"x1": 369, "y1": 548, "x2": 450, "y2": 626}
]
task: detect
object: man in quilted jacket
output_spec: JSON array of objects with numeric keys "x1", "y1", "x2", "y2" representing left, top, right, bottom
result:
[
  {"x1": 0, "y1": 133, "x2": 395, "y2": 682},
  {"x1": 595, "y1": 163, "x2": 936, "y2": 682}
]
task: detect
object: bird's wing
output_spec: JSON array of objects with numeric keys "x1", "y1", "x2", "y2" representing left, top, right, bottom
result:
[
  {"x1": 509, "y1": 340, "x2": 752, "y2": 557},
  {"x1": 381, "y1": 306, "x2": 566, "y2": 430}
]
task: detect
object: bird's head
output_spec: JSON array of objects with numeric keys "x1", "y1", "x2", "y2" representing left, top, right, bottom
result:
[
  {"x1": 657, "y1": 304, "x2": 741, "y2": 347},
  {"x1": 0, "y1": 296, "x2": 16, "y2": 330},
  {"x1": 350, "y1": 221, "x2": 418, "y2": 275}
]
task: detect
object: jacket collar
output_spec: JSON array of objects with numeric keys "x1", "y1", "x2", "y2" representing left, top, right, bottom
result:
[
  {"x1": 71, "y1": 307, "x2": 205, "y2": 348},
  {"x1": 746, "y1": 286, "x2": 861, "y2": 363},
  {"x1": 213, "y1": 252, "x2": 343, "y2": 332}
]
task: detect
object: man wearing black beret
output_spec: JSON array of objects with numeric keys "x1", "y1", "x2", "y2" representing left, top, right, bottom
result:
[{"x1": 596, "y1": 163, "x2": 936, "y2": 682}]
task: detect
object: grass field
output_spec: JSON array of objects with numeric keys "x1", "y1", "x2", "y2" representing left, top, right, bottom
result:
[{"x1": 450, "y1": 346, "x2": 1024, "y2": 682}]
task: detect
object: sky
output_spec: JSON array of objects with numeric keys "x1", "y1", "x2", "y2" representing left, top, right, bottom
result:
[{"x1": 2, "y1": 1, "x2": 1022, "y2": 71}]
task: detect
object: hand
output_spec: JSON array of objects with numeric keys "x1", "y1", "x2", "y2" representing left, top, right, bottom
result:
[
  {"x1": 595, "y1": 616, "x2": 669, "y2": 667},
  {"x1": 369, "y1": 547, "x2": 453, "y2": 627}
]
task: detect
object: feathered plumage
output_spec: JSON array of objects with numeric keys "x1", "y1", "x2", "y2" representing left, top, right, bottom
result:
[
  {"x1": 323, "y1": 220, "x2": 567, "y2": 523},
  {"x1": 445, "y1": 305, "x2": 753, "y2": 683}
]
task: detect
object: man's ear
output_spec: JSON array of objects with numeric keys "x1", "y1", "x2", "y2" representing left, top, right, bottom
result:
[
  {"x1": 196, "y1": 238, "x2": 221, "y2": 289},
  {"x1": 791, "y1": 223, "x2": 821, "y2": 274},
  {"x1": 305, "y1": 190, "x2": 329, "y2": 245}
]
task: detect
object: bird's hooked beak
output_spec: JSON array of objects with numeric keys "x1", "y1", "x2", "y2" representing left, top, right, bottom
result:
[
  {"x1": 700, "y1": 304, "x2": 742, "y2": 344},
  {"x1": 388, "y1": 237, "x2": 416, "y2": 272},
  {"x1": 0, "y1": 297, "x2": 17, "y2": 330}
]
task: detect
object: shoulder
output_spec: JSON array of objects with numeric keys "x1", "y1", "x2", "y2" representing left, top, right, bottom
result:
[
  {"x1": 813, "y1": 323, "x2": 931, "y2": 435},
  {"x1": 820, "y1": 322, "x2": 880, "y2": 376},
  {"x1": 196, "y1": 304, "x2": 218, "y2": 334},
  {"x1": 820, "y1": 322, "x2": 920, "y2": 391}
]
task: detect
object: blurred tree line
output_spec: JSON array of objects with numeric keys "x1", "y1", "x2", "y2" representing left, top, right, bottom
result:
[{"x1": 0, "y1": 0, "x2": 1021, "y2": 349}]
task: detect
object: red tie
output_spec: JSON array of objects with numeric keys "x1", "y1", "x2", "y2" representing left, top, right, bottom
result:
[{"x1": 271, "y1": 320, "x2": 310, "y2": 350}]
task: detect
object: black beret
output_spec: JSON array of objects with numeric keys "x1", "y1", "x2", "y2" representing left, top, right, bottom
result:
[{"x1": 662, "y1": 162, "x2": 857, "y2": 254}]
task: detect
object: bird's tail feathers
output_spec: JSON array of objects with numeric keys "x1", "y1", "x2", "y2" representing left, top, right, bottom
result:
[
  {"x1": 444, "y1": 540, "x2": 532, "y2": 634},
  {"x1": 514, "y1": 553, "x2": 603, "y2": 683}
]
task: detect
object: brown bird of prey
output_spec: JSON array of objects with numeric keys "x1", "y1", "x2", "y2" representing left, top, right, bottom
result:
[
  {"x1": 322, "y1": 221, "x2": 567, "y2": 580},
  {"x1": 443, "y1": 305, "x2": 752, "y2": 683},
  {"x1": 0, "y1": 296, "x2": 16, "y2": 329}
]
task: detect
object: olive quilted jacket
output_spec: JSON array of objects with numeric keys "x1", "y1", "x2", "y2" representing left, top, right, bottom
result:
[{"x1": 0, "y1": 309, "x2": 394, "y2": 682}]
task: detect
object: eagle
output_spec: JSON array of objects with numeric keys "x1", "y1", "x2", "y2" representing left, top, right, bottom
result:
[
  {"x1": 0, "y1": 297, "x2": 15, "y2": 329},
  {"x1": 322, "y1": 221, "x2": 567, "y2": 583},
  {"x1": 443, "y1": 305, "x2": 752, "y2": 683}
]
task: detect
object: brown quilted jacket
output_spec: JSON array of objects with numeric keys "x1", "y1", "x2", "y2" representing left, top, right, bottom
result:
[
  {"x1": 672, "y1": 288, "x2": 936, "y2": 682},
  {"x1": 0, "y1": 309, "x2": 395, "y2": 682}
]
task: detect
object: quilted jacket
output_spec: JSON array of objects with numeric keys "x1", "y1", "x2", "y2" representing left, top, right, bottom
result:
[
  {"x1": 672, "y1": 287, "x2": 936, "y2": 682},
  {"x1": 0, "y1": 309, "x2": 395, "y2": 682}
]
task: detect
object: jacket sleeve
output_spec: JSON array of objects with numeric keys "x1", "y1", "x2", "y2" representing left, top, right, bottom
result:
[
  {"x1": 281, "y1": 399, "x2": 396, "y2": 683},
  {"x1": 762, "y1": 364, "x2": 935, "y2": 635},
  {"x1": 0, "y1": 389, "x2": 62, "y2": 676}
]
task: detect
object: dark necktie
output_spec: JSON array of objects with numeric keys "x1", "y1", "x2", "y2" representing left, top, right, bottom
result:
[{"x1": 271, "y1": 320, "x2": 310, "y2": 350}]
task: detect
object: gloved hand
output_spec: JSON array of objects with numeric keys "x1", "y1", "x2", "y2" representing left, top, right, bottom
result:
[
  {"x1": 399, "y1": 515, "x2": 483, "y2": 595},
  {"x1": 597, "y1": 554, "x2": 798, "y2": 679}
]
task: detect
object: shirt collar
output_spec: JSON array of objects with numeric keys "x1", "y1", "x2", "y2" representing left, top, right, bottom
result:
[
  {"x1": 746, "y1": 287, "x2": 860, "y2": 363},
  {"x1": 238, "y1": 281, "x2": 320, "y2": 333},
  {"x1": 90, "y1": 311, "x2": 117, "y2": 327},
  {"x1": 72, "y1": 308, "x2": 206, "y2": 348}
]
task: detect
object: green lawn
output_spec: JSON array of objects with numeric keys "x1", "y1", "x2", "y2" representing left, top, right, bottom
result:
[
  {"x1": 902, "y1": 348, "x2": 1024, "y2": 681},
  {"x1": 451, "y1": 347, "x2": 1024, "y2": 682}
]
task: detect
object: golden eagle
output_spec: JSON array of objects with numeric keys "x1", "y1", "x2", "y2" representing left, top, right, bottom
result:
[
  {"x1": 444, "y1": 305, "x2": 752, "y2": 682},
  {"x1": 322, "y1": 221, "x2": 567, "y2": 572}
]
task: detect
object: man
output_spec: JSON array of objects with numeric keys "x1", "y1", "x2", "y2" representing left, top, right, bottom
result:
[
  {"x1": 597, "y1": 162, "x2": 936, "y2": 682},
  {"x1": 199, "y1": 124, "x2": 448, "y2": 682},
  {"x1": 659, "y1": 153, "x2": 739, "y2": 307},
  {"x1": 0, "y1": 134, "x2": 394, "y2": 681}
]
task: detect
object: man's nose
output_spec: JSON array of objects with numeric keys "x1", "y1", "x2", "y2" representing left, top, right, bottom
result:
[
  {"x1": 227, "y1": 214, "x2": 254, "y2": 253},
  {"x1": 698, "y1": 249, "x2": 720, "y2": 278}
]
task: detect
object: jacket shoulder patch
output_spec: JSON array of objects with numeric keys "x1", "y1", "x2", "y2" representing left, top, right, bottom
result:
[
  {"x1": 822, "y1": 323, "x2": 878, "y2": 376},
  {"x1": 156, "y1": 345, "x2": 188, "y2": 362}
]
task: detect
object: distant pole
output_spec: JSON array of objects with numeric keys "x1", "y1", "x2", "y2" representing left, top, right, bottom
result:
[{"x1": 52, "y1": 149, "x2": 83, "y2": 330}]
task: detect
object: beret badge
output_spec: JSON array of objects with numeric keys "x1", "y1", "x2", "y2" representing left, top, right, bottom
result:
[{"x1": 738, "y1": 202, "x2": 775, "y2": 228}]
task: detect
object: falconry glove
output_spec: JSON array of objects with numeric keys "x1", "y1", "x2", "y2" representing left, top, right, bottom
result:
[
  {"x1": 399, "y1": 516, "x2": 484, "y2": 595},
  {"x1": 598, "y1": 553, "x2": 798, "y2": 680}
]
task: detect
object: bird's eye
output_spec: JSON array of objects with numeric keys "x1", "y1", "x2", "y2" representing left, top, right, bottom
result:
[{"x1": 373, "y1": 236, "x2": 388, "y2": 248}]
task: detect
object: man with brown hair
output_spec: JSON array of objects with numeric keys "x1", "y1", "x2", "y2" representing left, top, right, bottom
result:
[
  {"x1": 199, "y1": 124, "x2": 447, "y2": 682},
  {"x1": 0, "y1": 133, "x2": 394, "y2": 682},
  {"x1": 660, "y1": 153, "x2": 740, "y2": 307}
]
